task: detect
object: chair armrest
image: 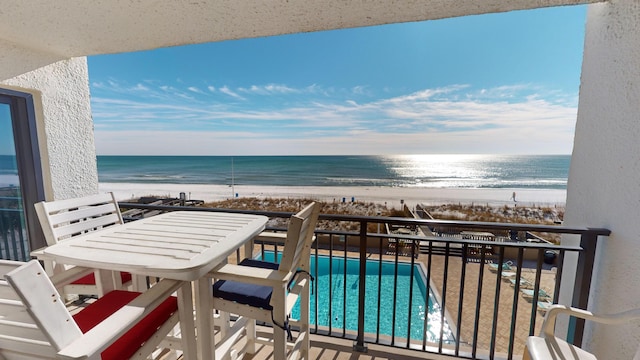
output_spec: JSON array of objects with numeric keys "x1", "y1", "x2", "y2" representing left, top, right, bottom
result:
[
  {"x1": 56, "y1": 278, "x2": 183, "y2": 360},
  {"x1": 31, "y1": 248, "x2": 85, "y2": 278},
  {"x1": 49, "y1": 266, "x2": 96, "y2": 288},
  {"x1": 254, "y1": 232, "x2": 287, "y2": 244},
  {"x1": 209, "y1": 263, "x2": 290, "y2": 287},
  {"x1": 541, "y1": 304, "x2": 640, "y2": 338},
  {"x1": 31, "y1": 248, "x2": 95, "y2": 289},
  {"x1": 30, "y1": 247, "x2": 49, "y2": 259},
  {"x1": 254, "y1": 232, "x2": 316, "y2": 245}
]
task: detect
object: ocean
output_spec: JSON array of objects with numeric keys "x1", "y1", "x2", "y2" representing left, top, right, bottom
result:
[{"x1": 96, "y1": 154, "x2": 569, "y2": 190}]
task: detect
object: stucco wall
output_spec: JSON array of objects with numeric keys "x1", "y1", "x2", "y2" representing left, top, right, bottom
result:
[
  {"x1": 564, "y1": 0, "x2": 640, "y2": 357},
  {"x1": 1, "y1": 57, "x2": 98, "y2": 200}
]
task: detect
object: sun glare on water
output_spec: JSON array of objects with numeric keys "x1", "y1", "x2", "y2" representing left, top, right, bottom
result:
[{"x1": 384, "y1": 154, "x2": 494, "y2": 187}]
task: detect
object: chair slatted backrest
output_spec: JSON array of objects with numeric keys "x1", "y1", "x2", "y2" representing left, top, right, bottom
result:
[
  {"x1": 0, "y1": 260, "x2": 70, "y2": 358},
  {"x1": 278, "y1": 202, "x2": 320, "y2": 274},
  {"x1": 35, "y1": 193, "x2": 124, "y2": 246}
]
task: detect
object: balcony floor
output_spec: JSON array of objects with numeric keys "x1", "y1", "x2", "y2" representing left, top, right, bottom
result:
[
  {"x1": 159, "y1": 330, "x2": 460, "y2": 360},
  {"x1": 244, "y1": 333, "x2": 454, "y2": 360}
]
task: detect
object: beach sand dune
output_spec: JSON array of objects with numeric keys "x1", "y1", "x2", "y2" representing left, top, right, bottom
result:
[{"x1": 100, "y1": 182, "x2": 566, "y2": 208}]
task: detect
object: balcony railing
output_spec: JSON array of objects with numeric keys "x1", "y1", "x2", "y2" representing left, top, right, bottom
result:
[
  {"x1": 0, "y1": 192, "x2": 29, "y2": 261},
  {"x1": 118, "y1": 202, "x2": 609, "y2": 360}
]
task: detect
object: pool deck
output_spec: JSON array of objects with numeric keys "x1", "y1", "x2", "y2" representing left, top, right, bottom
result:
[{"x1": 423, "y1": 253, "x2": 553, "y2": 356}]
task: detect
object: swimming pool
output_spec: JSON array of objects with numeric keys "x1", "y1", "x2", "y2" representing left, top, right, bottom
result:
[{"x1": 260, "y1": 251, "x2": 455, "y2": 343}]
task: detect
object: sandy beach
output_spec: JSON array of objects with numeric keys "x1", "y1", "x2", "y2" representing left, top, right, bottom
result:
[{"x1": 99, "y1": 182, "x2": 566, "y2": 208}]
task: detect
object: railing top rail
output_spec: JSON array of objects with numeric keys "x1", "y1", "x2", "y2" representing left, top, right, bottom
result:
[{"x1": 117, "y1": 202, "x2": 611, "y2": 237}]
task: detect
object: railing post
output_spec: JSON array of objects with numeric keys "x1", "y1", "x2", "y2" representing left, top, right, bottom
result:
[
  {"x1": 569, "y1": 230, "x2": 599, "y2": 346},
  {"x1": 354, "y1": 220, "x2": 368, "y2": 352}
]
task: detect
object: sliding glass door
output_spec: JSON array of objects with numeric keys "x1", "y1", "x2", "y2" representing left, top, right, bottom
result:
[
  {"x1": 0, "y1": 103, "x2": 28, "y2": 260},
  {"x1": 0, "y1": 90, "x2": 44, "y2": 260}
]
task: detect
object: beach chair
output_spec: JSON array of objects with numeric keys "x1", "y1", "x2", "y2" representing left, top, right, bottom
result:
[
  {"x1": 521, "y1": 288, "x2": 552, "y2": 302},
  {"x1": 208, "y1": 202, "x2": 320, "y2": 360},
  {"x1": 387, "y1": 237, "x2": 398, "y2": 254},
  {"x1": 510, "y1": 276, "x2": 535, "y2": 289},
  {"x1": 33, "y1": 193, "x2": 138, "y2": 298},
  {"x1": 0, "y1": 259, "x2": 186, "y2": 360},
  {"x1": 536, "y1": 301, "x2": 553, "y2": 315},
  {"x1": 488, "y1": 260, "x2": 513, "y2": 272},
  {"x1": 524, "y1": 304, "x2": 640, "y2": 359}
]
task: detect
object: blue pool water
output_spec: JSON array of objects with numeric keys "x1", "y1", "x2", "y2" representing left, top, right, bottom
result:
[{"x1": 260, "y1": 252, "x2": 455, "y2": 343}]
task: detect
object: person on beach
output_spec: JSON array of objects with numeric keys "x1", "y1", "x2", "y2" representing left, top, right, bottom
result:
[{"x1": 511, "y1": 191, "x2": 517, "y2": 202}]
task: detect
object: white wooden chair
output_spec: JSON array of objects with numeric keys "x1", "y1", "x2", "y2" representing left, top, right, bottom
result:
[
  {"x1": 524, "y1": 304, "x2": 640, "y2": 359},
  {"x1": 33, "y1": 193, "x2": 138, "y2": 297},
  {"x1": 209, "y1": 202, "x2": 320, "y2": 360},
  {"x1": 0, "y1": 259, "x2": 187, "y2": 360}
]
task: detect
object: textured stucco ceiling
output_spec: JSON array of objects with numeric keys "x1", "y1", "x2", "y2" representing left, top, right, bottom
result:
[{"x1": 0, "y1": 0, "x2": 602, "y2": 80}]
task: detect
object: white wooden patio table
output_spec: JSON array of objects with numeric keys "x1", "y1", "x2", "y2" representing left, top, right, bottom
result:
[{"x1": 37, "y1": 210, "x2": 268, "y2": 360}]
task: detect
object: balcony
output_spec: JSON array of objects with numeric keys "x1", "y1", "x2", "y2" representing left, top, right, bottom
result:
[{"x1": 114, "y1": 202, "x2": 609, "y2": 360}]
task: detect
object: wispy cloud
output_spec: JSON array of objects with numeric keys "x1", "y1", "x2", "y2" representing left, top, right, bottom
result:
[
  {"x1": 132, "y1": 83, "x2": 149, "y2": 92},
  {"x1": 187, "y1": 86, "x2": 204, "y2": 94},
  {"x1": 351, "y1": 86, "x2": 369, "y2": 95},
  {"x1": 238, "y1": 84, "x2": 299, "y2": 95},
  {"x1": 91, "y1": 81, "x2": 578, "y2": 155},
  {"x1": 218, "y1": 86, "x2": 245, "y2": 100}
]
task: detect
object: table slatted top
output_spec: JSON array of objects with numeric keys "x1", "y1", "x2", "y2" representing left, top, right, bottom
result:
[{"x1": 42, "y1": 211, "x2": 268, "y2": 281}]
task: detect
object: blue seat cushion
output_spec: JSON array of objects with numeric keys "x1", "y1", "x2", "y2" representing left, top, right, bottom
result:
[{"x1": 212, "y1": 258, "x2": 280, "y2": 310}]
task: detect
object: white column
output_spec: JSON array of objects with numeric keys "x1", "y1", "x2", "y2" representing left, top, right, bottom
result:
[{"x1": 562, "y1": 1, "x2": 640, "y2": 358}]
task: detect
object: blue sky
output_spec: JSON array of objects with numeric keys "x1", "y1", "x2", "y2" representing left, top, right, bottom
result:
[{"x1": 88, "y1": 5, "x2": 587, "y2": 156}]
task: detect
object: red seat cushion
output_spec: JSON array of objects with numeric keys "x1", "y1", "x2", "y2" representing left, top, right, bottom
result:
[
  {"x1": 72, "y1": 271, "x2": 133, "y2": 285},
  {"x1": 73, "y1": 290, "x2": 177, "y2": 360}
]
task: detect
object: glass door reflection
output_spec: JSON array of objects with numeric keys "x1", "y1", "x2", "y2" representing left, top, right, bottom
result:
[{"x1": 0, "y1": 103, "x2": 29, "y2": 260}]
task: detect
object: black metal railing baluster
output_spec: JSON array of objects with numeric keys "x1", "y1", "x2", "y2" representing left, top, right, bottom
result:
[
  {"x1": 406, "y1": 241, "x2": 416, "y2": 348},
  {"x1": 328, "y1": 230, "x2": 334, "y2": 335},
  {"x1": 376, "y1": 235, "x2": 383, "y2": 343},
  {"x1": 439, "y1": 242, "x2": 450, "y2": 353},
  {"x1": 507, "y1": 247, "x2": 525, "y2": 360},
  {"x1": 554, "y1": 249, "x2": 565, "y2": 303},
  {"x1": 489, "y1": 247, "x2": 505, "y2": 360},
  {"x1": 391, "y1": 240, "x2": 399, "y2": 346},
  {"x1": 570, "y1": 230, "x2": 600, "y2": 346},
  {"x1": 354, "y1": 220, "x2": 368, "y2": 352},
  {"x1": 342, "y1": 236, "x2": 348, "y2": 336},
  {"x1": 422, "y1": 240, "x2": 433, "y2": 351},
  {"x1": 472, "y1": 245, "x2": 487, "y2": 358},
  {"x1": 313, "y1": 234, "x2": 319, "y2": 334},
  {"x1": 455, "y1": 244, "x2": 467, "y2": 357},
  {"x1": 527, "y1": 249, "x2": 546, "y2": 336}
]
